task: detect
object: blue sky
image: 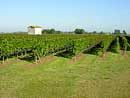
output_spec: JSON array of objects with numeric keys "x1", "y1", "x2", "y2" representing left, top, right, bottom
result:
[{"x1": 0, "y1": 0, "x2": 130, "y2": 33}]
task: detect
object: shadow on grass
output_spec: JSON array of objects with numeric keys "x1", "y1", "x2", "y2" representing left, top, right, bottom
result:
[
  {"x1": 19, "y1": 56, "x2": 35, "y2": 63},
  {"x1": 55, "y1": 50, "x2": 75, "y2": 59},
  {"x1": 83, "y1": 42, "x2": 102, "y2": 56}
]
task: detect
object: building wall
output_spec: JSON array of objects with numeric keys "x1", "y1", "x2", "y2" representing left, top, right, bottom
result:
[
  {"x1": 34, "y1": 28, "x2": 42, "y2": 35},
  {"x1": 28, "y1": 28, "x2": 42, "y2": 35},
  {"x1": 28, "y1": 28, "x2": 35, "y2": 35}
]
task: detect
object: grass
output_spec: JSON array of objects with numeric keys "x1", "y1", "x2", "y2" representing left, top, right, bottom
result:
[{"x1": 0, "y1": 51, "x2": 130, "y2": 98}]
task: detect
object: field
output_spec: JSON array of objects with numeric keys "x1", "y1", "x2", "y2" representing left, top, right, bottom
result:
[
  {"x1": 0, "y1": 34, "x2": 130, "y2": 98},
  {"x1": 0, "y1": 51, "x2": 130, "y2": 98}
]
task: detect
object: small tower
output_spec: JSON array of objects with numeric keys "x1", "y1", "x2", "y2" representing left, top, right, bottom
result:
[{"x1": 28, "y1": 26, "x2": 42, "y2": 35}]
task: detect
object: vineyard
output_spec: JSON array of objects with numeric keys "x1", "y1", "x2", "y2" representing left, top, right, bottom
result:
[
  {"x1": 0, "y1": 34, "x2": 130, "y2": 63},
  {"x1": 0, "y1": 34, "x2": 130, "y2": 98}
]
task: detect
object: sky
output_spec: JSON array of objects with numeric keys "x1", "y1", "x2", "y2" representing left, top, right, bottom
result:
[{"x1": 0, "y1": 0, "x2": 130, "y2": 33}]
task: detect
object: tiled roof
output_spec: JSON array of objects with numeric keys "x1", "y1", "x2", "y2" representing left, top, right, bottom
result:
[{"x1": 28, "y1": 26, "x2": 42, "y2": 28}]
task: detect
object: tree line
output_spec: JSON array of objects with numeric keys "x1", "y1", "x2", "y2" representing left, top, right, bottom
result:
[
  {"x1": 42, "y1": 28, "x2": 128, "y2": 35},
  {"x1": 1, "y1": 28, "x2": 127, "y2": 35}
]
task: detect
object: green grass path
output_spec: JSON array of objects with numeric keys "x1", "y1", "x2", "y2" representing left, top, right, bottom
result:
[{"x1": 0, "y1": 52, "x2": 130, "y2": 98}]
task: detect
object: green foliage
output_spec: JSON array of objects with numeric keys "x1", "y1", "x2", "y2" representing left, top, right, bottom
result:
[
  {"x1": 74, "y1": 28, "x2": 85, "y2": 34},
  {"x1": 101, "y1": 35, "x2": 115, "y2": 53},
  {"x1": 92, "y1": 31, "x2": 97, "y2": 34},
  {"x1": 42, "y1": 29, "x2": 55, "y2": 34},
  {"x1": 0, "y1": 34, "x2": 130, "y2": 63},
  {"x1": 111, "y1": 37, "x2": 120, "y2": 53},
  {"x1": 42, "y1": 29, "x2": 63, "y2": 34},
  {"x1": 99, "y1": 31, "x2": 104, "y2": 34},
  {"x1": 123, "y1": 30, "x2": 127, "y2": 35},
  {"x1": 120, "y1": 36, "x2": 128, "y2": 51},
  {"x1": 114, "y1": 29, "x2": 121, "y2": 35}
]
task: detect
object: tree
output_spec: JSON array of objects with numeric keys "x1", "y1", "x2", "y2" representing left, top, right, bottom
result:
[
  {"x1": 123, "y1": 30, "x2": 127, "y2": 35},
  {"x1": 42, "y1": 29, "x2": 55, "y2": 34},
  {"x1": 42, "y1": 29, "x2": 49, "y2": 34},
  {"x1": 42, "y1": 29, "x2": 64, "y2": 34},
  {"x1": 99, "y1": 31, "x2": 104, "y2": 34},
  {"x1": 92, "y1": 31, "x2": 97, "y2": 34},
  {"x1": 49, "y1": 29, "x2": 55, "y2": 34},
  {"x1": 74, "y1": 29, "x2": 85, "y2": 34},
  {"x1": 55, "y1": 31, "x2": 62, "y2": 34},
  {"x1": 114, "y1": 29, "x2": 120, "y2": 35}
]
